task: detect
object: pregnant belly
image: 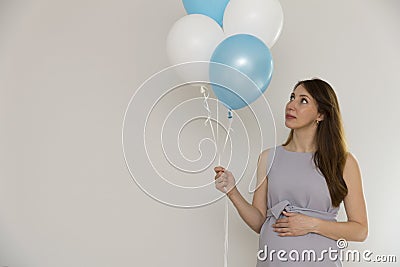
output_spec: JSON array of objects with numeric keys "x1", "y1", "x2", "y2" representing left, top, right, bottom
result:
[{"x1": 257, "y1": 218, "x2": 342, "y2": 266}]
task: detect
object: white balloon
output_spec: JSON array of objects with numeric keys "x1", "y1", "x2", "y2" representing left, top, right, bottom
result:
[
  {"x1": 166, "y1": 14, "x2": 225, "y2": 83},
  {"x1": 223, "y1": 0, "x2": 284, "y2": 48}
]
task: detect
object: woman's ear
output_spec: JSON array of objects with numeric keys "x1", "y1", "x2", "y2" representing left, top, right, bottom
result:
[{"x1": 317, "y1": 113, "x2": 325, "y2": 122}]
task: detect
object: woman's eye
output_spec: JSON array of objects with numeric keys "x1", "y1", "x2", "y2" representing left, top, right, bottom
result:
[
  {"x1": 301, "y1": 98, "x2": 308, "y2": 104},
  {"x1": 289, "y1": 95, "x2": 295, "y2": 101}
]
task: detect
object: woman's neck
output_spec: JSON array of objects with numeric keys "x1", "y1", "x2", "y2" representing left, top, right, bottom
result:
[{"x1": 286, "y1": 128, "x2": 317, "y2": 153}]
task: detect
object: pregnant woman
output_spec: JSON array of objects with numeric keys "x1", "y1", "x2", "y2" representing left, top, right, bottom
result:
[{"x1": 214, "y1": 78, "x2": 368, "y2": 266}]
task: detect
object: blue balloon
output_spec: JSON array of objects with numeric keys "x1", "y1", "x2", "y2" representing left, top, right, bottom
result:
[
  {"x1": 182, "y1": 0, "x2": 229, "y2": 27},
  {"x1": 210, "y1": 34, "x2": 273, "y2": 110}
]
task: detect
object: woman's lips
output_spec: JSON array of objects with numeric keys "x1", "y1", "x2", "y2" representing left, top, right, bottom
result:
[{"x1": 285, "y1": 114, "x2": 296, "y2": 119}]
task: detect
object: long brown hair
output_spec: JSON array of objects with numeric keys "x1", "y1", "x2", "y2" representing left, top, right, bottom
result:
[{"x1": 283, "y1": 78, "x2": 348, "y2": 207}]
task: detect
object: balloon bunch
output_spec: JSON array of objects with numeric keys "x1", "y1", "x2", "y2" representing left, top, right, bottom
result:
[{"x1": 166, "y1": 0, "x2": 283, "y2": 110}]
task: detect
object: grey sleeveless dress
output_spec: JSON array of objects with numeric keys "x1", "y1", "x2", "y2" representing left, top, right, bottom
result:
[{"x1": 256, "y1": 145, "x2": 342, "y2": 266}]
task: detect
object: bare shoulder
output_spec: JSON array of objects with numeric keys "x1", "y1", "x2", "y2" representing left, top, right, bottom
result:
[
  {"x1": 258, "y1": 147, "x2": 274, "y2": 164},
  {"x1": 256, "y1": 147, "x2": 274, "y2": 182},
  {"x1": 345, "y1": 152, "x2": 360, "y2": 169},
  {"x1": 260, "y1": 147, "x2": 275, "y2": 162},
  {"x1": 343, "y1": 152, "x2": 362, "y2": 183}
]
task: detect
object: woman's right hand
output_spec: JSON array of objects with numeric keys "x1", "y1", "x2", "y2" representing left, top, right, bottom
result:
[{"x1": 214, "y1": 166, "x2": 236, "y2": 195}]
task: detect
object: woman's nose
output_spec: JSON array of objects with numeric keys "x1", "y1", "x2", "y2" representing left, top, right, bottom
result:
[{"x1": 286, "y1": 101, "x2": 295, "y2": 110}]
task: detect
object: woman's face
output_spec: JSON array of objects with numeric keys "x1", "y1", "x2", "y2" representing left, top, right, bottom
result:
[{"x1": 285, "y1": 85, "x2": 323, "y2": 130}]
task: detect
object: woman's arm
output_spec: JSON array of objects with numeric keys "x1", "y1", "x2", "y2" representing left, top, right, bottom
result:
[
  {"x1": 214, "y1": 149, "x2": 270, "y2": 233},
  {"x1": 273, "y1": 153, "x2": 368, "y2": 241},
  {"x1": 312, "y1": 153, "x2": 368, "y2": 241}
]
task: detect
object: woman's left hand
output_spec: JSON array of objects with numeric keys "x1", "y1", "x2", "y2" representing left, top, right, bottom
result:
[{"x1": 272, "y1": 211, "x2": 319, "y2": 237}]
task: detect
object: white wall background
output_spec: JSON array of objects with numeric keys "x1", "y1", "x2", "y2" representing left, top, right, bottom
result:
[{"x1": 1, "y1": 0, "x2": 399, "y2": 266}]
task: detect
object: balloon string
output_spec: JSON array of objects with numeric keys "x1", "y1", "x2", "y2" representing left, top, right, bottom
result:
[
  {"x1": 201, "y1": 86, "x2": 211, "y2": 126},
  {"x1": 222, "y1": 110, "x2": 232, "y2": 267},
  {"x1": 200, "y1": 87, "x2": 230, "y2": 267},
  {"x1": 216, "y1": 97, "x2": 219, "y2": 164},
  {"x1": 221, "y1": 110, "x2": 233, "y2": 157},
  {"x1": 201, "y1": 86, "x2": 218, "y2": 158},
  {"x1": 224, "y1": 196, "x2": 229, "y2": 267}
]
